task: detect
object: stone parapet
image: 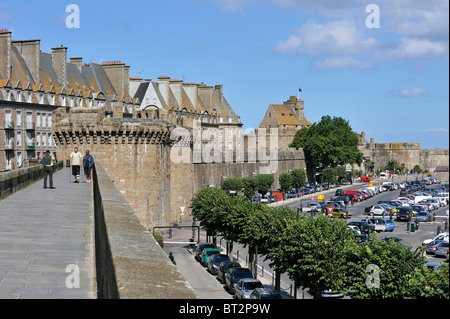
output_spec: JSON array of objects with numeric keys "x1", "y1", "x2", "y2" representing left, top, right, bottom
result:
[{"x1": 92, "y1": 162, "x2": 197, "y2": 299}]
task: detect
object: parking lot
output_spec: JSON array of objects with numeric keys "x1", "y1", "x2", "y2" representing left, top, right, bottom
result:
[{"x1": 160, "y1": 180, "x2": 448, "y2": 299}]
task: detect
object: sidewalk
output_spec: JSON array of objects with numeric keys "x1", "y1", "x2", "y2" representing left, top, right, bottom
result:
[{"x1": 0, "y1": 167, "x2": 96, "y2": 299}]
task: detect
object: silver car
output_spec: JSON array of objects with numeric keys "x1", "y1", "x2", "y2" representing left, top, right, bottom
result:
[
  {"x1": 435, "y1": 242, "x2": 449, "y2": 257},
  {"x1": 234, "y1": 278, "x2": 264, "y2": 299}
]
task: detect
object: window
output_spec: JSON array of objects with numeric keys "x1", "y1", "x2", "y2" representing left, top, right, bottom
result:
[
  {"x1": 5, "y1": 110, "x2": 12, "y2": 127},
  {"x1": 17, "y1": 152, "x2": 22, "y2": 167},
  {"x1": 16, "y1": 131, "x2": 22, "y2": 146},
  {"x1": 48, "y1": 133, "x2": 52, "y2": 146},
  {"x1": 47, "y1": 113, "x2": 52, "y2": 127},
  {"x1": 16, "y1": 111, "x2": 22, "y2": 126},
  {"x1": 36, "y1": 113, "x2": 41, "y2": 127},
  {"x1": 36, "y1": 132, "x2": 41, "y2": 146}
]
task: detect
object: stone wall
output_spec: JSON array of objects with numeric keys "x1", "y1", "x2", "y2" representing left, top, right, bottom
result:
[
  {"x1": 0, "y1": 161, "x2": 62, "y2": 200},
  {"x1": 54, "y1": 107, "x2": 307, "y2": 231},
  {"x1": 92, "y1": 162, "x2": 197, "y2": 299},
  {"x1": 359, "y1": 142, "x2": 449, "y2": 173}
]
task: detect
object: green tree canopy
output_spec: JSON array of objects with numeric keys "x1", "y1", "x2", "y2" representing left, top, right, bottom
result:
[
  {"x1": 322, "y1": 167, "x2": 336, "y2": 183},
  {"x1": 221, "y1": 177, "x2": 243, "y2": 194},
  {"x1": 279, "y1": 172, "x2": 293, "y2": 193},
  {"x1": 254, "y1": 174, "x2": 275, "y2": 194},
  {"x1": 302, "y1": 116, "x2": 363, "y2": 171},
  {"x1": 289, "y1": 127, "x2": 309, "y2": 148},
  {"x1": 290, "y1": 168, "x2": 307, "y2": 189}
]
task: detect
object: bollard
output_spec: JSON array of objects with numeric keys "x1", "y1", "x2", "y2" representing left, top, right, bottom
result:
[
  {"x1": 411, "y1": 223, "x2": 415, "y2": 233},
  {"x1": 407, "y1": 221, "x2": 410, "y2": 232},
  {"x1": 437, "y1": 225, "x2": 442, "y2": 235}
]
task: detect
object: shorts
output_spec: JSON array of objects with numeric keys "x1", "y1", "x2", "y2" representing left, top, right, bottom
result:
[
  {"x1": 84, "y1": 166, "x2": 92, "y2": 176},
  {"x1": 72, "y1": 165, "x2": 80, "y2": 176}
]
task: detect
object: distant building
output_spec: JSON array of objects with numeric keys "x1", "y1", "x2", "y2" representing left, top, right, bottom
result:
[
  {"x1": 0, "y1": 29, "x2": 242, "y2": 171},
  {"x1": 258, "y1": 96, "x2": 312, "y2": 149}
]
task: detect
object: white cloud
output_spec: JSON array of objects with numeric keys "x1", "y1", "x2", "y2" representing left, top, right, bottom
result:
[
  {"x1": 423, "y1": 128, "x2": 449, "y2": 133},
  {"x1": 311, "y1": 57, "x2": 372, "y2": 70},
  {"x1": 389, "y1": 88, "x2": 429, "y2": 98},
  {"x1": 272, "y1": 0, "x2": 449, "y2": 69},
  {"x1": 275, "y1": 19, "x2": 378, "y2": 56},
  {"x1": 385, "y1": 38, "x2": 449, "y2": 60}
]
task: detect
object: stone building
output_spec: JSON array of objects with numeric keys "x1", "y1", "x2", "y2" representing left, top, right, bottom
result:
[{"x1": 259, "y1": 96, "x2": 312, "y2": 149}]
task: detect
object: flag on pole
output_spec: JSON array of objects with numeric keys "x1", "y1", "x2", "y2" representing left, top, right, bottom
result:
[{"x1": 298, "y1": 86, "x2": 302, "y2": 92}]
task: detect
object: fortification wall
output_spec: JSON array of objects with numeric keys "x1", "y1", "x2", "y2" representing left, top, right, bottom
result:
[{"x1": 53, "y1": 108, "x2": 307, "y2": 230}]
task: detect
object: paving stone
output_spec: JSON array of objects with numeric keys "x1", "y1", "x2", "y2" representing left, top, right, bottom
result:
[{"x1": 0, "y1": 167, "x2": 95, "y2": 299}]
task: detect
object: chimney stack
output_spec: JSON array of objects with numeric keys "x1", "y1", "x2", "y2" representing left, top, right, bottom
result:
[
  {"x1": 0, "y1": 29, "x2": 12, "y2": 79},
  {"x1": 70, "y1": 57, "x2": 83, "y2": 72},
  {"x1": 12, "y1": 39, "x2": 41, "y2": 83},
  {"x1": 101, "y1": 61, "x2": 130, "y2": 97},
  {"x1": 51, "y1": 46, "x2": 68, "y2": 88}
]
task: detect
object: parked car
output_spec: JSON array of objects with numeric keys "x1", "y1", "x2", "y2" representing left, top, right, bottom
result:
[
  {"x1": 423, "y1": 231, "x2": 449, "y2": 245},
  {"x1": 200, "y1": 248, "x2": 221, "y2": 266},
  {"x1": 225, "y1": 267, "x2": 254, "y2": 294},
  {"x1": 195, "y1": 243, "x2": 216, "y2": 261},
  {"x1": 435, "y1": 242, "x2": 449, "y2": 258},
  {"x1": 330, "y1": 208, "x2": 351, "y2": 218},
  {"x1": 217, "y1": 261, "x2": 241, "y2": 284},
  {"x1": 425, "y1": 240, "x2": 445, "y2": 254},
  {"x1": 364, "y1": 218, "x2": 386, "y2": 232},
  {"x1": 234, "y1": 278, "x2": 264, "y2": 299},
  {"x1": 250, "y1": 287, "x2": 282, "y2": 299},
  {"x1": 379, "y1": 218, "x2": 395, "y2": 232},
  {"x1": 206, "y1": 254, "x2": 231, "y2": 275},
  {"x1": 416, "y1": 211, "x2": 433, "y2": 222},
  {"x1": 347, "y1": 221, "x2": 369, "y2": 234},
  {"x1": 370, "y1": 205, "x2": 388, "y2": 216},
  {"x1": 396, "y1": 207, "x2": 413, "y2": 221}
]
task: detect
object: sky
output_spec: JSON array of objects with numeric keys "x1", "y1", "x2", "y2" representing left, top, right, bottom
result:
[{"x1": 1, "y1": 0, "x2": 449, "y2": 149}]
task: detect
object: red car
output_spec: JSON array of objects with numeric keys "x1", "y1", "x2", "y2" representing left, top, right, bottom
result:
[{"x1": 361, "y1": 176, "x2": 372, "y2": 182}]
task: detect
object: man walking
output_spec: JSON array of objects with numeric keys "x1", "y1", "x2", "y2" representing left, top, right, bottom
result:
[
  {"x1": 82, "y1": 150, "x2": 94, "y2": 183},
  {"x1": 70, "y1": 147, "x2": 83, "y2": 183},
  {"x1": 41, "y1": 150, "x2": 55, "y2": 189}
]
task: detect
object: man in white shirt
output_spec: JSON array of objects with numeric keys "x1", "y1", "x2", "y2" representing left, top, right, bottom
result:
[{"x1": 70, "y1": 147, "x2": 83, "y2": 183}]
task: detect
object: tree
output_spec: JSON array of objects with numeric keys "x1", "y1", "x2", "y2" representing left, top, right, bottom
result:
[
  {"x1": 301, "y1": 116, "x2": 363, "y2": 174},
  {"x1": 221, "y1": 177, "x2": 243, "y2": 194},
  {"x1": 335, "y1": 165, "x2": 347, "y2": 183},
  {"x1": 290, "y1": 168, "x2": 307, "y2": 189},
  {"x1": 242, "y1": 176, "x2": 257, "y2": 198},
  {"x1": 289, "y1": 127, "x2": 309, "y2": 148},
  {"x1": 279, "y1": 172, "x2": 293, "y2": 194},
  {"x1": 269, "y1": 216, "x2": 357, "y2": 298},
  {"x1": 344, "y1": 237, "x2": 427, "y2": 299},
  {"x1": 254, "y1": 174, "x2": 274, "y2": 195},
  {"x1": 322, "y1": 167, "x2": 336, "y2": 184},
  {"x1": 384, "y1": 160, "x2": 399, "y2": 173},
  {"x1": 412, "y1": 165, "x2": 422, "y2": 174}
]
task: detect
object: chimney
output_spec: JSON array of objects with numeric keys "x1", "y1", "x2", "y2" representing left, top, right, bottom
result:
[
  {"x1": 197, "y1": 83, "x2": 214, "y2": 112},
  {"x1": 169, "y1": 79, "x2": 183, "y2": 107},
  {"x1": 51, "y1": 46, "x2": 68, "y2": 88},
  {"x1": 12, "y1": 39, "x2": 41, "y2": 83},
  {"x1": 183, "y1": 82, "x2": 197, "y2": 108},
  {"x1": 157, "y1": 76, "x2": 170, "y2": 105},
  {"x1": 101, "y1": 61, "x2": 130, "y2": 97},
  {"x1": 0, "y1": 29, "x2": 12, "y2": 79},
  {"x1": 70, "y1": 57, "x2": 83, "y2": 72}
]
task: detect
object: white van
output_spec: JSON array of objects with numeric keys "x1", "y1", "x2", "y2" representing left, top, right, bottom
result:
[{"x1": 380, "y1": 172, "x2": 387, "y2": 179}]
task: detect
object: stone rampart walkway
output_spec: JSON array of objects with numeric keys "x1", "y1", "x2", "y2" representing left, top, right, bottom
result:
[{"x1": 0, "y1": 167, "x2": 96, "y2": 299}]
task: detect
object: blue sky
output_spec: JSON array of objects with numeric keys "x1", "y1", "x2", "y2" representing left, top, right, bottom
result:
[{"x1": 1, "y1": 0, "x2": 448, "y2": 148}]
